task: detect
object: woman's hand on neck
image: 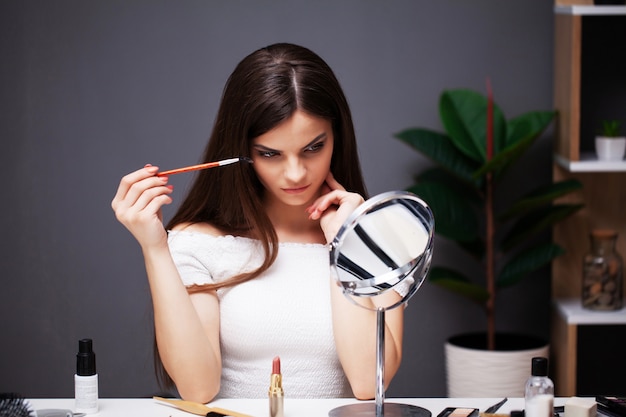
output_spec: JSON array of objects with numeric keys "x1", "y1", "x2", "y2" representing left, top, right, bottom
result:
[{"x1": 306, "y1": 172, "x2": 365, "y2": 243}]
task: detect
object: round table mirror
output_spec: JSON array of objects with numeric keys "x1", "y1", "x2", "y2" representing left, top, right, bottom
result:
[{"x1": 328, "y1": 191, "x2": 434, "y2": 417}]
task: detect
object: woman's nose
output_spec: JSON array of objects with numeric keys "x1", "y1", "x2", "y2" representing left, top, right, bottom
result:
[{"x1": 284, "y1": 157, "x2": 306, "y2": 182}]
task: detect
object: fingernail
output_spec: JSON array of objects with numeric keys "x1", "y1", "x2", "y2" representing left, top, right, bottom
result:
[{"x1": 144, "y1": 163, "x2": 152, "y2": 168}]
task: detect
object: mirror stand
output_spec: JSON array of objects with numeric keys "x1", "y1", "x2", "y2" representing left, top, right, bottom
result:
[
  {"x1": 328, "y1": 307, "x2": 430, "y2": 417},
  {"x1": 327, "y1": 191, "x2": 435, "y2": 417}
]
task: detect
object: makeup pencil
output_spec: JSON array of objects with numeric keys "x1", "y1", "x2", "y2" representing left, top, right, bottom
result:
[{"x1": 157, "y1": 157, "x2": 252, "y2": 176}]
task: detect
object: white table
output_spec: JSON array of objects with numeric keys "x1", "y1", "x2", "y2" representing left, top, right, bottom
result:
[{"x1": 27, "y1": 397, "x2": 564, "y2": 417}]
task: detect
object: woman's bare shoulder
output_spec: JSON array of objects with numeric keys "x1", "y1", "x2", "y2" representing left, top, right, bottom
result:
[{"x1": 171, "y1": 222, "x2": 226, "y2": 237}]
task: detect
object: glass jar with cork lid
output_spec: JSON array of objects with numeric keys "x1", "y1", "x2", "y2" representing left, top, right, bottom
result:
[{"x1": 582, "y1": 228, "x2": 623, "y2": 311}]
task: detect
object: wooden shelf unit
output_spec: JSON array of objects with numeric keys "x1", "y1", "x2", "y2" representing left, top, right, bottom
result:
[
  {"x1": 551, "y1": 2, "x2": 626, "y2": 396},
  {"x1": 552, "y1": 299, "x2": 626, "y2": 396}
]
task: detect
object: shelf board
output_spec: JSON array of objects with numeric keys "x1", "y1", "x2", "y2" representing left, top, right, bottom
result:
[
  {"x1": 554, "y1": 152, "x2": 626, "y2": 172},
  {"x1": 555, "y1": 5, "x2": 626, "y2": 15},
  {"x1": 555, "y1": 298, "x2": 626, "y2": 325}
]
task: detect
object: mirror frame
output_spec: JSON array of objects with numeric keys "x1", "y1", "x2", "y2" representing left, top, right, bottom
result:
[{"x1": 328, "y1": 191, "x2": 435, "y2": 311}]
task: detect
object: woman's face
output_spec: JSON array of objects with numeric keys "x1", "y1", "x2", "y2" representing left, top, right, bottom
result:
[{"x1": 251, "y1": 110, "x2": 334, "y2": 208}]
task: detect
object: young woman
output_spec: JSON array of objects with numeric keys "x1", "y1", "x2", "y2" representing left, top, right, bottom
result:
[{"x1": 111, "y1": 43, "x2": 404, "y2": 402}]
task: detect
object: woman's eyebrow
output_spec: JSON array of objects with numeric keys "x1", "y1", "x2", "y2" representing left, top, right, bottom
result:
[
  {"x1": 252, "y1": 143, "x2": 277, "y2": 152},
  {"x1": 252, "y1": 132, "x2": 328, "y2": 153},
  {"x1": 303, "y1": 133, "x2": 327, "y2": 149}
]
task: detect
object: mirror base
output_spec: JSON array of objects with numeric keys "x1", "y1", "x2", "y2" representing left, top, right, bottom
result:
[{"x1": 329, "y1": 402, "x2": 431, "y2": 417}]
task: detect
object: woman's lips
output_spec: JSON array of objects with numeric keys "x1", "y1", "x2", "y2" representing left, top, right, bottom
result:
[{"x1": 282, "y1": 185, "x2": 310, "y2": 194}]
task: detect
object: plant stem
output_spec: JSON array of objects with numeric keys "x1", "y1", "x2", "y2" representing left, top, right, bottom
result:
[
  {"x1": 486, "y1": 171, "x2": 495, "y2": 350},
  {"x1": 485, "y1": 79, "x2": 495, "y2": 350}
]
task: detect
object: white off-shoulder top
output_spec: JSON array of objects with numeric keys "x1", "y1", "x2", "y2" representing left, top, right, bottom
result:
[{"x1": 167, "y1": 230, "x2": 352, "y2": 399}]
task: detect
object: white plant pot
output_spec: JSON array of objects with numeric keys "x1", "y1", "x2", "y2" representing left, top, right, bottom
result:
[
  {"x1": 445, "y1": 333, "x2": 549, "y2": 397},
  {"x1": 595, "y1": 136, "x2": 626, "y2": 161}
]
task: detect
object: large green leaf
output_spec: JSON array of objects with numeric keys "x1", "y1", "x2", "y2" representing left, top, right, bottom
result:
[
  {"x1": 428, "y1": 266, "x2": 490, "y2": 304},
  {"x1": 497, "y1": 139, "x2": 537, "y2": 175},
  {"x1": 472, "y1": 132, "x2": 536, "y2": 179},
  {"x1": 416, "y1": 167, "x2": 482, "y2": 205},
  {"x1": 497, "y1": 243, "x2": 565, "y2": 288},
  {"x1": 407, "y1": 181, "x2": 478, "y2": 242},
  {"x1": 500, "y1": 204, "x2": 584, "y2": 251},
  {"x1": 505, "y1": 111, "x2": 556, "y2": 149},
  {"x1": 473, "y1": 111, "x2": 556, "y2": 180},
  {"x1": 499, "y1": 179, "x2": 583, "y2": 220},
  {"x1": 395, "y1": 128, "x2": 477, "y2": 183},
  {"x1": 439, "y1": 89, "x2": 507, "y2": 163}
]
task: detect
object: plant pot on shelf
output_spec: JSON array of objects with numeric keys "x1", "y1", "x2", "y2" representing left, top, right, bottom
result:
[
  {"x1": 445, "y1": 332, "x2": 549, "y2": 397},
  {"x1": 595, "y1": 136, "x2": 626, "y2": 161}
]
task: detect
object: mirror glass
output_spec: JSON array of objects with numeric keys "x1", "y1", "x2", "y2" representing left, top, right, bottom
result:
[{"x1": 329, "y1": 191, "x2": 434, "y2": 311}]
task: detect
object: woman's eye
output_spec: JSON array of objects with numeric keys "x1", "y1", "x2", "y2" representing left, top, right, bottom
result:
[
  {"x1": 306, "y1": 142, "x2": 324, "y2": 153},
  {"x1": 257, "y1": 150, "x2": 278, "y2": 158}
]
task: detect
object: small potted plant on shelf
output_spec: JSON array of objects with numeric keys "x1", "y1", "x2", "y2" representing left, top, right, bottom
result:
[
  {"x1": 394, "y1": 86, "x2": 584, "y2": 397},
  {"x1": 595, "y1": 120, "x2": 626, "y2": 161}
]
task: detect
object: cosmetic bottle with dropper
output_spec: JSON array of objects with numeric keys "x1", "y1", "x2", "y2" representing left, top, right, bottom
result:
[{"x1": 75, "y1": 338, "x2": 98, "y2": 414}]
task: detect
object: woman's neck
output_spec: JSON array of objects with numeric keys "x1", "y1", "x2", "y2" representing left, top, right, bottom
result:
[{"x1": 264, "y1": 199, "x2": 325, "y2": 244}]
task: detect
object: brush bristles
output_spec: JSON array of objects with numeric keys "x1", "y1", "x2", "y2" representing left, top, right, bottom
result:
[{"x1": 0, "y1": 393, "x2": 34, "y2": 417}]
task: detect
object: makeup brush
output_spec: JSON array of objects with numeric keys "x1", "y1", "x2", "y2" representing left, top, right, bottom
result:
[
  {"x1": 153, "y1": 396, "x2": 253, "y2": 417},
  {"x1": 0, "y1": 393, "x2": 85, "y2": 417},
  {"x1": 157, "y1": 157, "x2": 253, "y2": 176},
  {"x1": 0, "y1": 393, "x2": 33, "y2": 417},
  {"x1": 484, "y1": 398, "x2": 508, "y2": 414}
]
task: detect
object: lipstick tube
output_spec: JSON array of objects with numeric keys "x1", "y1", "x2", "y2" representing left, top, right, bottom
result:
[{"x1": 269, "y1": 356, "x2": 284, "y2": 417}]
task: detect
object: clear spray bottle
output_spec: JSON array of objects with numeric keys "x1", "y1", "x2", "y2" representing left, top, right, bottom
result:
[
  {"x1": 74, "y1": 338, "x2": 98, "y2": 414},
  {"x1": 524, "y1": 356, "x2": 554, "y2": 417}
]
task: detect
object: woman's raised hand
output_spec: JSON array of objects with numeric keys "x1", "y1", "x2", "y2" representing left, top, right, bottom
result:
[
  {"x1": 307, "y1": 172, "x2": 364, "y2": 243},
  {"x1": 111, "y1": 165, "x2": 174, "y2": 250}
]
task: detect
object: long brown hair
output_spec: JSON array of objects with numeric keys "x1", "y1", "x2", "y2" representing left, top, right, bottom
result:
[
  {"x1": 157, "y1": 42, "x2": 367, "y2": 390},
  {"x1": 166, "y1": 43, "x2": 367, "y2": 288}
]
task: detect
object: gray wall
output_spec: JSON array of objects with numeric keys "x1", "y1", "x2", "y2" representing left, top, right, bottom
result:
[{"x1": 0, "y1": 0, "x2": 555, "y2": 398}]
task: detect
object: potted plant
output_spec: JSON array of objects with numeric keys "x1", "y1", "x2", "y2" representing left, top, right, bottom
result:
[
  {"x1": 394, "y1": 87, "x2": 584, "y2": 396},
  {"x1": 595, "y1": 120, "x2": 626, "y2": 161}
]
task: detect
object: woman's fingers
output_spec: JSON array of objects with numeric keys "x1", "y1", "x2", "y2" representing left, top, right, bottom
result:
[
  {"x1": 307, "y1": 189, "x2": 359, "y2": 219},
  {"x1": 306, "y1": 174, "x2": 364, "y2": 242},
  {"x1": 112, "y1": 165, "x2": 159, "y2": 211},
  {"x1": 323, "y1": 171, "x2": 345, "y2": 191},
  {"x1": 307, "y1": 171, "x2": 363, "y2": 219},
  {"x1": 116, "y1": 183, "x2": 173, "y2": 225},
  {"x1": 317, "y1": 191, "x2": 363, "y2": 243},
  {"x1": 111, "y1": 165, "x2": 175, "y2": 247},
  {"x1": 306, "y1": 172, "x2": 350, "y2": 219},
  {"x1": 123, "y1": 175, "x2": 170, "y2": 214}
]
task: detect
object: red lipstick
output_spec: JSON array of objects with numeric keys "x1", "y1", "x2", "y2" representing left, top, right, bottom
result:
[{"x1": 269, "y1": 356, "x2": 284, "y2": 417}]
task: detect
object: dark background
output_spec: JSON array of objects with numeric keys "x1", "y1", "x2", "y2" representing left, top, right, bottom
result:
[{"x1": 0, "y1": 0, "x2": 556, "y2": 398}]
